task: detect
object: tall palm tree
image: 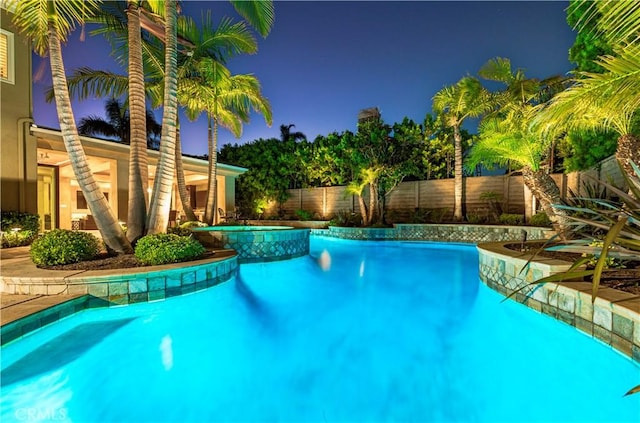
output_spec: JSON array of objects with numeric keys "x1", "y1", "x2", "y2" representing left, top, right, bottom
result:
[
  {"x1": 432, "y1": 76, "x2": 491, "y2": 221},
  {"x1": 62, "y1": 8, "x2": 265, "y2": 226},
  {"x1": 10, "y1": 0, "x2": 132, "y2": 254},
  {"x1": 145, "y1": 0, "x2": 273, "y2": 232},
  {"x1": 126, "y1": 0, "x2": 150, "y2": 242},
  {"x1": 174, "y1": 11, "x2": 267, "y2": 224},
  {"x1": 78, "y1": 98, "x2": 161, "y2": 148},
  {"x1": 84, "y1": 0, "x2": 160, "y2": 242},
  {"x1": 180, "y1": 59, "x2": 272, "y2": 225},
  {"x1": 64, "y1": 0, "x2": 274, "y2": 232},
  {"x1": 471, "y1": 57, "x2": 570, "y2": 233},
  {"x1": 146, "y1": 0, "x2": 178, "y2": 234}
]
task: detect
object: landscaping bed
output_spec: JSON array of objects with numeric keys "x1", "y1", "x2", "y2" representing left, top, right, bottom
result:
[
  {"x1": 40, "y1": 250, "x2": 218, "y2": 271},
  {"x1": 505, "y1": 242, "x2": 640, "y2": 295}
]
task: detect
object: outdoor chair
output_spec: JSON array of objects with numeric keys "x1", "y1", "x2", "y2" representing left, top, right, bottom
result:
[{"x1": 218, "y1": 208, "x2": 233, "y2": 222}]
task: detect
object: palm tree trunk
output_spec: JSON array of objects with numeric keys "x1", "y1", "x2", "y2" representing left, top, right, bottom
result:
[
  {"x1": 48, "y1": 21, "x2": 132, "y2": 254},
  {"x1": 521, "y1": 166, "x2": 570, "y2": 236},
  {"x1": 453, "y1": 125, "x2": 464, "y2": 221},
  {"x1": 147, "y1": 0, "x2": 178, "y2": 234},
  {"x1": 204, "y1": 116, "x2": 219, "y2": 225},
  {"x1": 367, "y1": 181, "x2": 377, "y2": 226},
  {"x1": 615, "y1": 133, "x2": 640, "y2": 178},
  {"x1": 126, "y1": 1, "x2": 148, "y2": 243},
  {"x1": 357, "y1": 193, "x2": 368, "y2": 226},
  {"x1": 174, "y1": 123, "x2": 198, "y2": 222}
]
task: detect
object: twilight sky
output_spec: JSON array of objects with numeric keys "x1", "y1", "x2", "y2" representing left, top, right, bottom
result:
[{"x1": 32, "y1": 0, "x2": 576, "y2": 156}]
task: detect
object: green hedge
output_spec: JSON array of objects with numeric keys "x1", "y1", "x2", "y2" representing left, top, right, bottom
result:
[
  {"x1": 1, "y1": 211, "x2": 40, "y2": 248},
  {"x1": 134, "y1": 233, "x2": 205, "y2": 266},
  {"x1": 30, "y1": 229, "x2": 102, "y2": 266},
  {"x1": 530, "y1": 212, "x2": 552, "y2": 227},
  {"x1": 498, "y1": 213, "x2": 524, "y2": 226}
]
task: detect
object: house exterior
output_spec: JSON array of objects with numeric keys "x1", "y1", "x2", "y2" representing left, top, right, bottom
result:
[
  {"x1": 1, "y1": 6, "x2": 246, "y2": 232},
  {"x1": 1, "y1": 6, "x2": 38, "y2": 219}
]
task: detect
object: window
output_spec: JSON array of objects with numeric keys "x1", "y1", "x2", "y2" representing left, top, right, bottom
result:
[{"x1": 0, "y1": 29, "x2": 14, "y2": 84}]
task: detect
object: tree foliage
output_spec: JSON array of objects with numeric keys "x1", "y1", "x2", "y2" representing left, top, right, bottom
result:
[{"x1": 567, "y1": 0, "x2": 614, "y2": 73}]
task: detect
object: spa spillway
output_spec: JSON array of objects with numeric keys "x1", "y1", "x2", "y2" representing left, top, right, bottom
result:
[{"x1": 192, "y1": 226, "x2": 310, "y2": 264}]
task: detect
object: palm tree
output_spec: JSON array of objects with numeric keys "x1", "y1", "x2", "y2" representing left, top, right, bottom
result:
[
  {"x1": 146, "y1": 0, "x2": 179, "y2": 234},
  {"x1": 62, "y1": 7, "x2": 267, "y2": 227},
  {"x1": 346, "y1": 167, "x2": 382, "y2": 227},
  {"x1": 535, "y1": 0, "x2": 640, "y2": 178},
  {"x1": 280, "y1": 124, "x2": 306, "y2": 143},
  {"x1": 84, "y1": 0, "x2": 160, "y2": 242},
  {"x1": 10, "y1": 0, "x2": 132, "y2": 254},
  {"x1": 432, "y1": 77, "x2": 491, "y2": 221},
  {"x1": 172, "y1": 11, "x2": 269, "y2": 225},
  {"x1": 78, "y1": 98, "x2": 161, "y2": 148},
  {"x1": 574, "y1": 0, "x2": 640, "y2": 50},
  {"x1": 126, "y1": 0, "x2": 151, "y2": 242},
  {"x1": 467, "y1": 107, "x2": 568, "y2": 231},
  {"x1": 179, "y1": 58, "x2": 272, "y2": 225},
  {"x1": 470, "y1": 57, "x2": 570, "y2": 233},
  {"x1": 145, "y1": 0, "x2": 274, "y2": 233}
]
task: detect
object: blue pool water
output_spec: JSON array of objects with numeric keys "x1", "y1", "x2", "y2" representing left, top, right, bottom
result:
[{"x1": 1, "y1": 237, "x2": 639, "y2": 422}]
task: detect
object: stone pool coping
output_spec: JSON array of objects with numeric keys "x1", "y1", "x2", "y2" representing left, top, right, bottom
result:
[
  {"x1": 0, "y1": 249, "x2": 239, "y2": 345},
  {"x1": 477, "y1": 242, "x2": 640, "y2": 363}
]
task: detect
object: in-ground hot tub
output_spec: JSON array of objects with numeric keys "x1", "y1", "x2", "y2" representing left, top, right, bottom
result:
[{"x1": 192, "y1": 226, "x2": 310, "y2": 264}]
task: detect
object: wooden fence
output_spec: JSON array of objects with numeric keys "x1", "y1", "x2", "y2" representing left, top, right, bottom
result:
[{"x1": 264, "y1": 156, "x2": 624, "y2": 222}]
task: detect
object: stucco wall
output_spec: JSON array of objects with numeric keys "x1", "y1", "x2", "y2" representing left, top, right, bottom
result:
[{"x1": 1, "y1": 9, "x2": 37, "y2": 215}]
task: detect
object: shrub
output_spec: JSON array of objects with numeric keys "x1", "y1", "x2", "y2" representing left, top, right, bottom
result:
[
  {"x1": 30, "y1": 229, "x2": 101, "y2": 266},
  {"x1": 295, "y1": 209, "x2": 314, "y2": 221},
  {"x1": 425, "y1": 208, "x2": 449, "y2": 223},
  {"x1": 499, "y1": 213, "x2": 524, "y2": 226},
  {"x1": 529, "y1": 212, "x2": 552, "y2": 227},
  {"x1": 1, "y1": 211, "x2": 40, "y2": 248},
  {"x1": 134, "y1": 233, "x2": 205, "y2": 266},
  {"x1": 466, "y1": 212, "x2": 484, "y2": 224},
  {"x1": 409, "y1": 208, "x2": 431, "y2": 224},
  {"x1": 329, "y1": 210, "x2": 362, "y2": 227},
  {"x1": 480, "y1": 191, "x2": 503, "y2": 222}
]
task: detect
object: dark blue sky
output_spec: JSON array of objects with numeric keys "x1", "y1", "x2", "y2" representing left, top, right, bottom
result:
[{"x1": 33, "y1": 1, "x2": 576, "y2": 156}]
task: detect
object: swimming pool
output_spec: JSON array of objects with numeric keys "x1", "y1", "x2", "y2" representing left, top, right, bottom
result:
[{"x1": 1, "y1": 237, "x2": 639, "y2": 422}]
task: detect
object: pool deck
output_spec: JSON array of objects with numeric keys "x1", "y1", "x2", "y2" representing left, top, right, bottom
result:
[
  {"x1": 0, "y1": 246, "x2": 236, "y2": 327},
  {"x1": 1, "y1": 247, "x2": 71, "y2": 325}
]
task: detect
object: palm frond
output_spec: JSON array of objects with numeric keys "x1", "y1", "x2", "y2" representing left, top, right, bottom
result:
[
  {"x1": 478, "y1": 57, "x2": 515, "y2": 86},
  {"x1": 536, "y1": 45, "x2": 640, "y2": 137},
  {"x1": 229, "y1": 0, "x2": 275, "y2": 38},
  {"x1": 11, "y1": 0, "x2": 101, "y2": 56},
  {"x1": 46, "y1": 67, "x2": 130, "y2": 102},
  {"x1": 78, "y1": 116, "x2": 119, "y2": 139},
  {"x1": 593, "y1": 0, "x2": 640, "y2": 49}
]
